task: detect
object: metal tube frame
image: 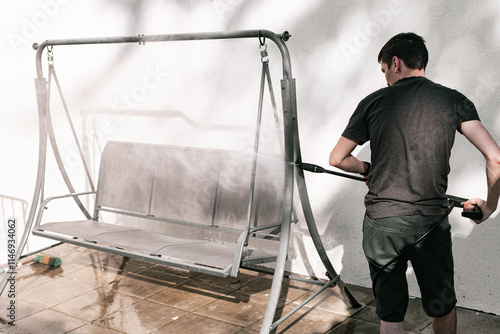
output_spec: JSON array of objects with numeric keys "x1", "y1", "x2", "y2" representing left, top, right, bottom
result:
[{"x1": 1, "y1": 30, "x2": 360, "y2": 334}]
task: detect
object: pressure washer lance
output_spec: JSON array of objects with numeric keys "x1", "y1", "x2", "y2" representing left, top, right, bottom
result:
[
  {"x1": 298, "y1": 162, "x2": 483, "y2": 296},
  {"x1": 298, "y1": 162, "x2": 366, "y2": 182},
  {"x1": 297, "y1": 162, "x2": 482, "y2": 219}
]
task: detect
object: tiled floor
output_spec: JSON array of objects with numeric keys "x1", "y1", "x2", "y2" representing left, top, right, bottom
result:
[{"x1": 0, "y1": 243, "x2": 499, "y2": 333}]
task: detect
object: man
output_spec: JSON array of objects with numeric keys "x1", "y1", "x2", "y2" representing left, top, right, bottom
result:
[{"x1": 329, "y1": 32, "x2": 500, "y2": 334}]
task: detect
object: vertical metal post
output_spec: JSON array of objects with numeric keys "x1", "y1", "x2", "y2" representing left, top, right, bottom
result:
[
  {"x1": 259, "y1": 76, "x2": 296, "y2": 334},
  {"x1": 0, "y1": 76, "x2": 49, "y2": 295}
]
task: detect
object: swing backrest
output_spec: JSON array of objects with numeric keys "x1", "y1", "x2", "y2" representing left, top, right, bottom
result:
[{"x1": 95, "y1": 141, "x2": 284, "y2": 234}]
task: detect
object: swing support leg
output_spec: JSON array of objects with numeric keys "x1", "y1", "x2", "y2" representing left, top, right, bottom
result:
[
  {"x1": 271, "y1": 275, "x2": 338, "y2": 330},
  {"x1": 296, "y1": 162, "x2": 362, "y2": 309},
  {"x1": 0, "y1": 78, "x2": 49, "y2": 295},
  {"x1": 260, "y1": 76, "x2": 360, "y2": 333}
]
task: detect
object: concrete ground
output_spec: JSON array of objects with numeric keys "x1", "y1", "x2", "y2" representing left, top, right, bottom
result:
[{"x1": 0, "y1": 243, "x2": 499, "y2": 333}]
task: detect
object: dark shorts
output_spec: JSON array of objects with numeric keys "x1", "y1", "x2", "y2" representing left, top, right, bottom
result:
[{"x1": 362, "y1": 214, "x2": 457, "y2": 322}]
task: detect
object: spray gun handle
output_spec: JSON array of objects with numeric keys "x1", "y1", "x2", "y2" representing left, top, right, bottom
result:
[
  {"x1": 448, "y1": 196, "x2": 483, "y2": 220},
  {"x1": 461, "y1": 204, "x2": 483, "y2": 220}
]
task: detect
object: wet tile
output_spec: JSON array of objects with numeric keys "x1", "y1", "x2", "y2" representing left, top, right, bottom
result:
[
  {"x1": 85, "y1": 255, "x2": 152, "y2": 275},
  {"x1": 291, "y1": 283, "x2": 373, "y2": 317},
  {"x1": 0, "y1": 323, "x2": 31, "y2": 334},
  {"x1": 44, "y1": 245, "x2": 104, "y2": 274},
  {"x1": 46, "y1": 243, "x2": 91, "y2": 260},
  {"x1": 195, "y1": 290, "x2": 272, "y2": 327},
  {"x1": 152, "y1": 313, "x2": 243, "y2": 334},
  {"x1": 239, "y1": 267, "x2": 270, "y2": 277},
  {"x1": 12, "y1": 262, "x2": 66, "y2": 292},
  {"x1": 4, "y1": 309, "x2": 86, "y2": 333},
  {"x1": 326, "y1": 317, "x2": 380, "y2": 333},
  {"x1": 106, "y1": 257, "x2": 156, "y2": 276},
  {"x1": 52, "y1": 286, "x2": 139, "y2": 321},
  {"x1": 0, "y1": 296, "x2": 45, "y2": 322},
  {"x1": 14, "y1": 247, "x2": 150, "y2": 292},
  {"x1": 236, "y1": 329, "x2": 260, "y2": 334},
  {"x1": 65, "y1": 265, "x2": 127, "y2": 287},
  {"x1": 344, "y1": 284, "x2": 375, "y2": 305},
  {"x1": 17, "y1": 276, "x2": 94, "y2": 307},
  {"x1": 191, "y1": 270, "x2": 261, "y2": 290},
  {"x1": 456, "y1": 308, "x2": 500, "y2": 333},
  {"x1": 14, "y1": 246, "x2": 108, "y2": 284},
  {"x1": 350, "y1": 302, "x2": 379, "y2": 324},
  {"x1": 53, "y1": 248, "x2": 145, "y2": 273},
  {"x1": 402, "y1": 298, "x2": 432, "y2": 332},
  {"x1": 134, "y1": 266, "x2": 189, "y2": 284},
  {"x1": 325, "y1": 318, "x2": 380, "y2": 334},
  {"x1": 67, "y1": 323, "x2": 123, "y2": 333},
  {"x1": 239, "y1": 276, "x2": 313, "y2": 303},
  {"x1": 110, "y1": 270, "x2": 181, "y2": 299},
  {"x1": 420, "y1": 307, "x2": 500, "y2": 334},
  {"x1": 354, "y1": 297, "x2": 432, "y2": 332},
  {"x1": 420, "y1": 324, "x2": 434, "y2": 333},
  {"x1": 2, "y1": 244, "x2": 500, "y2": 334},
  {"x1": 95, "y1": 299, "x2": 187, "y2": 333},
  {"x1": 149, "y1": 279, "x2": 235, "y2": 311},
  {"x1": 148, "y1": 263, "x2": 197, "y2": 278},
  {"x1": 247, "y1": 302, "x2": 348, "y2": 334}
]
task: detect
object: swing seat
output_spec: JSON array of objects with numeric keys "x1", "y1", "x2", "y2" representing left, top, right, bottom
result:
[{"x1": 33, "y1": 141, "x2": 285, "y2": 277}]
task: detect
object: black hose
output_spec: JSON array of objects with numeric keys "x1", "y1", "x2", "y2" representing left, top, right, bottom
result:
[{"x1": 298, "y1": 162, "x2": 483, "y2": 297}]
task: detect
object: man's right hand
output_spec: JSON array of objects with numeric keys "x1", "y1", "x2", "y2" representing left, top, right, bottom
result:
[{"x1": 463, "y1": 198, "x2": 492, "y2": 224}]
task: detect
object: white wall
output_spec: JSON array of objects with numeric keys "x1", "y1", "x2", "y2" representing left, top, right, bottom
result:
[{"x1": 1, "y1": 0, "x2": 500, "y2": 315}]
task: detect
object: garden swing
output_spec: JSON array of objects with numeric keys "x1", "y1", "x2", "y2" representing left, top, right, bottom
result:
[{"x1": 1, "y1": 30, "x2": 361, "y2": 333}]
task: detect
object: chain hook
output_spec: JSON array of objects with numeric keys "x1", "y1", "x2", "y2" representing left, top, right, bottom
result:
[
  {"x1": 260, "y1": 44, "x2": 269, "y2": 63},
  {"x1": 258, "y1": 31, "x2": 269, "y2": 63},
  {"x1": 47, "y1": 45, "x2": 54, "y2": 65},
  {"x1": 138, "y1": 34, "x2": 145, "y2": 46},
  {"x1": 258, "y1": 31, "x2": 266, "y2": 47}
]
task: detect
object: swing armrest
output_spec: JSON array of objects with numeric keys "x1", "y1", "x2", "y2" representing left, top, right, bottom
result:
[
  {"x1": 34, "y1": 191, "x2": 96, "y2": 229},
  {"x1": 40, "y1": 191, "x2": 96, "y2": 207}
]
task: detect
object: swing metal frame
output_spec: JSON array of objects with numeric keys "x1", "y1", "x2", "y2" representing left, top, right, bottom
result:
[{"x1": 1, "y1": 30, "x2": 361, "y2": 333}]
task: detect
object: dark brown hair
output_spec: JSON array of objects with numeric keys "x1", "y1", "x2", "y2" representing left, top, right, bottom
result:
[{"x1": 378, "y1": 32, "x2": 428, "y2": 70}]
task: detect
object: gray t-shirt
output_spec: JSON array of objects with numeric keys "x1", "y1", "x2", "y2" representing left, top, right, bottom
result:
[{"x1": 342, "y1": 76, "x2": 480, "y2": 219}]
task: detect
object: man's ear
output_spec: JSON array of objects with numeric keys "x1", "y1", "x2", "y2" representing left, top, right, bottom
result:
[{"x1": 392, "y1": 56, "x2": 400, "y2": 73}]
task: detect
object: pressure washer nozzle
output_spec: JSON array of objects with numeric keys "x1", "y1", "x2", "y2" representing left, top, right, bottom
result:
[
  {"x1": 33, "y1": 253, "x2": 62, "y2": 267},
  {"x1": 298, "y1": 163, "x2": 326, "y2": 173}
]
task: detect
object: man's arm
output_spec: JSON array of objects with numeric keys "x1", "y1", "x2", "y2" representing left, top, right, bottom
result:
[
  {"x1": 329, "y1": 136, "x2": 368, "y2": 175},
  {"x1": 461, "y1": 120, "x2": 500, "y2": 223}
]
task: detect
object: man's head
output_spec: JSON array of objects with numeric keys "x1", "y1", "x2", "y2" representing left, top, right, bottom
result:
[
  {"x1": 378, "y1": 32, "x2": 428, "y2": 86},
  {"x1": 378, "y1": 32, "x2": 428, "y2": 70}
]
